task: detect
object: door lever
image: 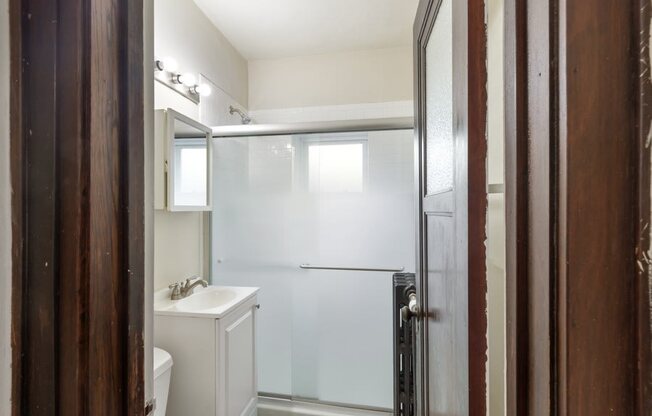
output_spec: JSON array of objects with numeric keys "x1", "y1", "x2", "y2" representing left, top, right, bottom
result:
[{"x1": 400, "y1": 286, "x2": 419, "y2": 321}]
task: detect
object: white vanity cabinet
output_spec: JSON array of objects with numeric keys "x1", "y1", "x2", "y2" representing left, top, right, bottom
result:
[{"x1": 154, "y1": 290, "x2": 258, "y2": 416}]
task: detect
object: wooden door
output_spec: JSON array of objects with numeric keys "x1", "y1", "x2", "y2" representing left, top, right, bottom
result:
[
  {"x1": 9, "y1": 0, "x2": 145, "y2": 414},
  {"x1": 413, "y1": 0, "x2": 486, "y2": 414}
]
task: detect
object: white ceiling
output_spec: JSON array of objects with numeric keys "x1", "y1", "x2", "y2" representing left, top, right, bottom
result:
[{"x1": 193, "y1": 0, "x2": 419, "y2": 60}]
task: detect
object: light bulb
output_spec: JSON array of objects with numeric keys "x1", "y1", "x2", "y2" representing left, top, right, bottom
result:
[
  {"x1": 155, "y1": 57, "x2": 178, "y2": 72},
  {"x1": 193, "y1": 83, "x2": 212, "y2": 97},
  {"x1": 178, "y1": 73, "x2": 196, "y2": 87},
  {"x1": 161, "y1": 57, "x2": 178, "y2": 72}
]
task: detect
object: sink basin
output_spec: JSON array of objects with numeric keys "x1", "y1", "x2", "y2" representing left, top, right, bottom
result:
[
  {"x1": 175, "y1": 288, "x2": 237, "y2": 312},
  {"x1": 154, "y1": 285, "x2": 259, "y2": 318}
]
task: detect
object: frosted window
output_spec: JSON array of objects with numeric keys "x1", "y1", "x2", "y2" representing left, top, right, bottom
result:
[
  {"x1": 308, "y1": 142, "x2": 364, "y2": 193},
  {"x1": 425, "y1": 0, "x2": 454, "y2": 195},
  {"x1": 174, "y1": 140, "x2": 207, "y2": 206}
]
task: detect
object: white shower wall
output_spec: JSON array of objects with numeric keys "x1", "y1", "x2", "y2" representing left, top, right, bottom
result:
[{"x1": 211, "y1": 129, "x2": 415, "y2": 409}]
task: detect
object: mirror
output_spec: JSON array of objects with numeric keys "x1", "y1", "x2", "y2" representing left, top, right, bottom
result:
[{"x1": 166, "y1": 109, "x2": 212, "y2": 211}]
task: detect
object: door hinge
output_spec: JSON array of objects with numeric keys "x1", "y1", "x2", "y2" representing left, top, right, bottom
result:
[{"x1": 145, "y1": 398, "x2": 157, "y2": 415}]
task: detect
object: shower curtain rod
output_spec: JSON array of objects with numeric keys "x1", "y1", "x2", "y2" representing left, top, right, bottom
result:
[{"x1": 211, "y1": 117, "x2": 414, "y2": 138}]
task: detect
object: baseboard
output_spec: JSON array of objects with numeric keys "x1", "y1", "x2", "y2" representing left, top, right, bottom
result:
[{"x1": 257, "y1": 395, "x2": 392, "y2": 416}]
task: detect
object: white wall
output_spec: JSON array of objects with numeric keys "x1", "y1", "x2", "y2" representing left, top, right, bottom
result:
[
  {"x1": 144, "y1": 0, "x2": 155, "y2": 403},
  {"x1": 486, "y1": 0, "x2": 506, "y2": 414},
  {"x1": 155, "y1": 0, "x2": 248, "y2": 107},
  {"x1": 153, "y1": 0, "x2": 249, "y2": 291},
  {"x1": 248, "y1": 46, "x2": 413, "y2": 110},
  {"x1": 0, "y1": 0, "x2": 11, "y2": 412}
]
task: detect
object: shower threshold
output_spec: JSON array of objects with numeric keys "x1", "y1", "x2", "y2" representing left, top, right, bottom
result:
[{"x1": 257, "y1": 393, "x2": 393, "y2": 416}]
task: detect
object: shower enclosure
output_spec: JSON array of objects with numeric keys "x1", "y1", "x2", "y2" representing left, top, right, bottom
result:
[{"x1": 210, "y1": 119, "x2": 415, "y2": 412}]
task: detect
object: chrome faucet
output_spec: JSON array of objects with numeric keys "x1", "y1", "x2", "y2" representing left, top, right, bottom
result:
[{"x1": 169, "y1": 276, "x2": 209, "y2": 300}]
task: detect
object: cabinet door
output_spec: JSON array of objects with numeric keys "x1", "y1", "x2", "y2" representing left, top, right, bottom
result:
[{"x1": 219, "y1": 302, "x2": 257, "y2": 416}]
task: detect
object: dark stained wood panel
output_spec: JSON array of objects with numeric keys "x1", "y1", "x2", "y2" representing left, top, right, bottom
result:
[
  {"x1": 57, "y1": 0, "x2": 90, "y2": 412},
  {"x1": 503, "y1": 0, "x2": 529, "y2": 413},
  {"x1": 125, "y1": 0, "x2": 146, "y2": 412},
  {"x1": 88, "y1": 0, "x2": 127, "y2": 412},
  {"x1": 10, "y1": 0, "x2": 145, "y2": 414},
  {"x1": 505, "y1": 0, "x2": 530, "y2": 416},
  {"x1": 560, "y1": 0, "x2": 637, "y2": 413},
  {"x1": 466, "y1": 0, "x2": 488, "y2": 411},
  {"x1": 18, "y1": 1, "x2": 59, "y2": 413},
  {"x1": 505, "y1": 0, "x2": 651, "y2": 414}
]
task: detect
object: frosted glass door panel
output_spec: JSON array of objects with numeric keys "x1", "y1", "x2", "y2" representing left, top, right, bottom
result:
[
  {"x1": 425, "y1": 0, "x2": 454, "y2": 195},
  {"x1": 212, "y1": 135, "x2": 297, "y2": 396},
  {"x1": 211, "y1": 130, "x2": 415, "y2": 409}
]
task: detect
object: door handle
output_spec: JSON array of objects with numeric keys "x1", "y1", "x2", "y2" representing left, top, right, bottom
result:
[{"x1": 400, "y1": 287, "x2": 419, "y2": 321}]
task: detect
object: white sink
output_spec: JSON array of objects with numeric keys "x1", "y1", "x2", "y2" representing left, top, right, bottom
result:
[
  {"x1": 175, "y1": 288, "x2": 238, "y2": 312},
  {"x1": 154, "y1": 285, "x2": 258, "y2": 318}
]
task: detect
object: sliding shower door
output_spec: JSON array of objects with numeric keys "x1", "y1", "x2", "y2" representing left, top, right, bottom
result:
[{"x1": 211, "y1": 128, "x2": 415, "y2": 410}]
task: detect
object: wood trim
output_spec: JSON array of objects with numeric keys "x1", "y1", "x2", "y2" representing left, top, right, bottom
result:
[
  {"x1": 505, "y1": 0, "x2": 651, "y2": 414},
  {"x1": 412, "y1": 2, "x2": 431, "y2": 413},
  {"x1": 636, "y1": 0, "x2": 652, "y2": 413},
  {"x1": 9, "y1": 0, "x2": 23, "y2": 414},
  {"x1": 10, "y1": 0, "x2": 145, "y2": 414},
  {"x1": 126, "y1": 0, "x2": 146, "y2": 411},
  {"x1": 57, "y1": 1, "x2": 90, "y2": 412},
  {"x1": 466, "y1": 0, "x2": 488, "y2": 414},
  {"x1": 413, "y1": 4, "x2": 435, "y2": 414},
  {"x1": 504, "y1": 0, "x2": 529, "y2": 413}
]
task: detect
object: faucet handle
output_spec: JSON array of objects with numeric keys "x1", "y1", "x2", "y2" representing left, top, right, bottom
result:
[{"x1": 168, "y1": 282, "x2": 182, "y2": 300}]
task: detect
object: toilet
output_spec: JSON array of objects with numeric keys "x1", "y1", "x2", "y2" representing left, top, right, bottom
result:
[{"x1": 153, "y1": 347, "x2": 173, "y2": 416}]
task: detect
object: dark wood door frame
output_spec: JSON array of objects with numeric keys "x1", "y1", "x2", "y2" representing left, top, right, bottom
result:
[
  {"x1": 505, "y1": 0, "x2": 652, "y2": 414},
  {"x1": 9, "y1": 0, "x2": 145, "y2": 414}
]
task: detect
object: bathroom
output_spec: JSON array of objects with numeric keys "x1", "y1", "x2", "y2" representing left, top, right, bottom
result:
[
  {"x1": 4, "y1": 0, "x2": 651, "y2": 414},
  {"x1": 148, "y1": 0, "x2": 505, "y2": 415}
]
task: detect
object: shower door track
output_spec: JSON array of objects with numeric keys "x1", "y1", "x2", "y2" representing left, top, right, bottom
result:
[
  {"x1": 258, "y1": 393, "x2": 393, "y2": 416},
  {"x1": 212, "y1": 117, "x2": 414, "y2": 138}
]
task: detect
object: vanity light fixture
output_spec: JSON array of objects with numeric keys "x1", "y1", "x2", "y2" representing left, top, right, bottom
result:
[
  {"x1": 155, "y1": 56, "x2": 178, "y2": 73},
  {"x1": 172, "y1": 72, "x2": 196, "y2": 87},
  {"x1": 154, "y1": 57, "x2": 209, "y2": 104},
  {"x1": 192, "y1": 83, "x2": 212, "y2": 97}
]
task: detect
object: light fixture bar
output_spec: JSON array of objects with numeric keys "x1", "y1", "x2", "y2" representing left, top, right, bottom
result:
[{"x1": 153, "y1": 57, "x2": 212, "y2": 104}]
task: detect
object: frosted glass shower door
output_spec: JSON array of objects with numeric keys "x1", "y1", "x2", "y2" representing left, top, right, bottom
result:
[{"x1": 211, "y1": 129, "x2": 415, "y2": 410}]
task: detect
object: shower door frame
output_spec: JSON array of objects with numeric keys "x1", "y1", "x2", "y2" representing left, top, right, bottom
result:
[
  {"x1": 212, "y1": 119, "x2": 415, "y2": 412},
  {"x1": 211, "y1": 118, "x2": 415, "y2": 138}
]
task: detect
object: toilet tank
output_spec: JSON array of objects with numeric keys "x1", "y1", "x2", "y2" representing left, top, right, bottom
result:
[{"x1": 153, "y1": 347, "x2": 173, "y2": 416}]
